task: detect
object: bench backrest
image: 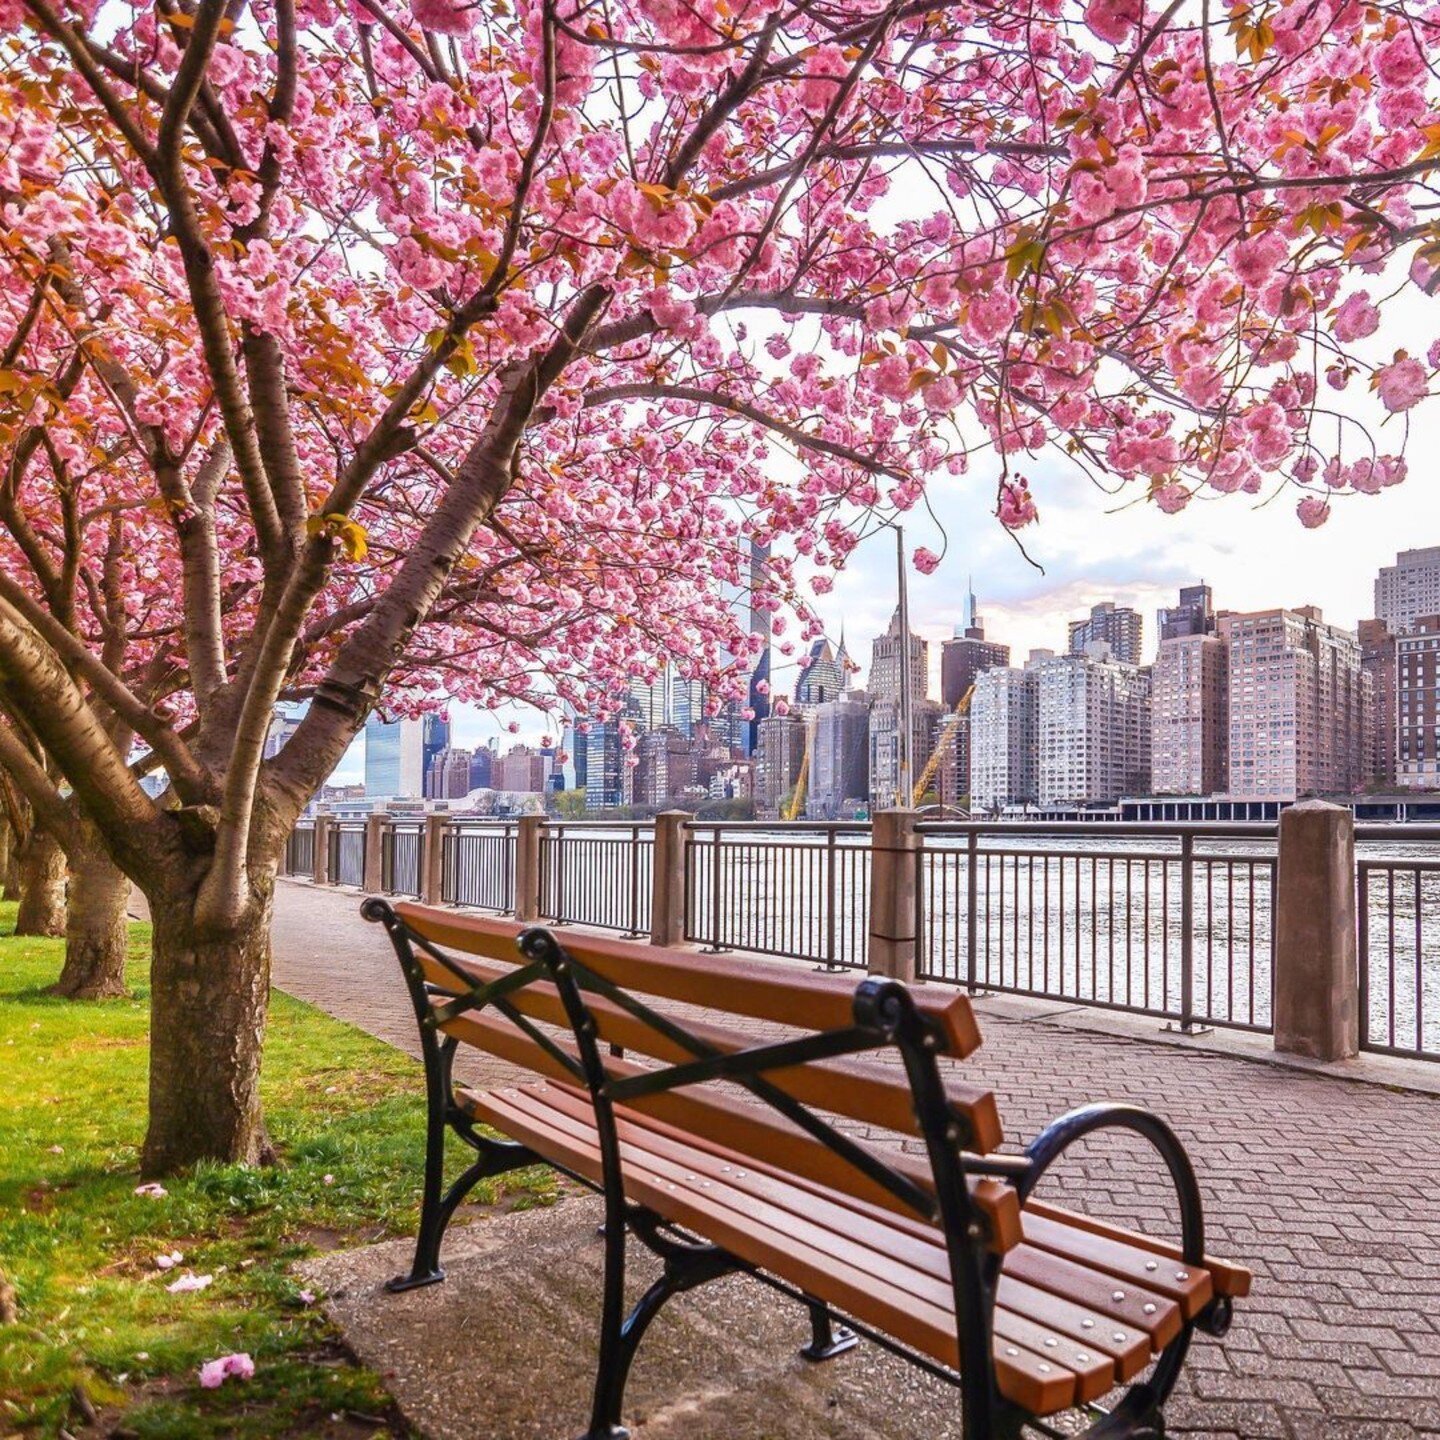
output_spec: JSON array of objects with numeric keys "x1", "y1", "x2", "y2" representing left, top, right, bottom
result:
[{"x1": 384, "y1": 902, "x2": 1019, "y2": 1251}]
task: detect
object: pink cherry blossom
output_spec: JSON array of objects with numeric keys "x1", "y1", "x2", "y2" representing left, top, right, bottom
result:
[
  {"x1": 997, "y1": 479, "x2": 1038, "y2": 529},
  {"x1": 1152, "y1": 484, "x2": 1190, "y2": 514},
  {"x1": 913, "y1": 546, "x2": 942, "y2": 574},
  {"x1": 167, "y1": 1272, "x2": 213, "y2": 1293},
  {"x1": 1375, "y1": 356, "x2": 1428, "y2": 413},
  {"x1": 1296, "y1": 497, "x2": 1330, "y2": 528},
  {"x1": 133, "y1": 1183, "x2": 168, "y2": 1200},
  {"x1": 1333, "y1": 291, "x2": 1380, "y2": 343},
  {"x1": 199, "y1": 1353, "x2": 255, "y2": 1389}
]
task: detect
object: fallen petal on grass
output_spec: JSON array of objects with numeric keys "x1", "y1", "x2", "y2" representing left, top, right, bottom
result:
[
  {"x1": 198, "y1": 1352, "x2": 254, "y2": 1389},
  {"x1": 166, "y1": 1272, "x2": 213, "y2": 1294}
]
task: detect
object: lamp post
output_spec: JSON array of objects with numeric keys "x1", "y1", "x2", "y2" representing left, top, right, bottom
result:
[{"x1": 894, "y1": 523, "x2": 914, "y2": 809}]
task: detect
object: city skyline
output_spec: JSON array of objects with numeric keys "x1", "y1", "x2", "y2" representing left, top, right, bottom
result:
[{"x1": 328, "y1": 510, "x2": 1440, "y2": 785}]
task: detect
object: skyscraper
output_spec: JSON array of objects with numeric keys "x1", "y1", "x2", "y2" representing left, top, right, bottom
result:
[
  {"x1": 1068, "y1": 602, "x2": 1144, "y2": 665},
  {"x1": 1035, "y1": 646, "x2": 1152, "y2": 807},
  {"x1": 363, "y1": 714, "x2": 404, "y2": 796},
  {"x1": 1376, "y1": 547, "x2": 1440, "y2": 636},
  {"x1": 1157, "y1": 585, "x2": 1216, "y2": 641},
  {"x1": 1396, "y1": 615, "x2": 1440, "y2": 789},
  {"x1": 869, "y1": 608, "x2": 929, "y2": 705},
  {"x1": 968, "y1": 661, "x2": 1041, "y2": 813},
  {"x1": 1358, "y1": 619, "x2": 1398, "y2": 790},
  {"x1": 794, "y1": 638, "x2": 847, "y2": 708},
  {"x1": 425, "y1": 747, "x2": 474, "y2": 799},
  {"x1": 1220, "y1": 607, "x2": 1364, "y2": 799},
  {"x1": 754, "y1": 712, "x2": 807, "y2": 814},
  {"x1": 1151, "y1": 632, "x2": 1229, "y2": 795},
  {"x1": 807, "y1": 692, "x2": 869, "y2": 818}
]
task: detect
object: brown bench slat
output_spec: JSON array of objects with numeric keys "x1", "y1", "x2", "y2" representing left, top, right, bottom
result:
[
  {"x1": 491, "y1": 1081, "x2": 1149, "y2": 1384},
  {"x1": 1021, "y1": 1211, "x2": 1214, "y2": 1320},
  {"x1": 1025, "y1": 1199, "x2": 1252, "y2": 1300},
  {"x1": 395, "y1": 903, "x2": 982, "y2": 1058},
  {"x1": 1001, "y1": 1245, "x2": 1183, "y2": 1350},
  {"x1": 421, "y1": 949, "x2": 1002, "y2": 1150},
  {"x1": 470, "y1": 1082, "x2": 1083, "y2": 1415},
  {"x1": 446, "y1": 1014, "x2": 1018, "y2": 1250}
]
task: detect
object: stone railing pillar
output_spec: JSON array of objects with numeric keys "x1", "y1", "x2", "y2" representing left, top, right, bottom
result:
[
  {"x1": 514, "y1": 815, "x2": 545, "y2": 923},
  {"x1": 421, "y1": 814, "x2": 447, "y2": 905},
  {"x1": 1274, "y1": 798, "x2": 1358, "y2": 1061},
  {"x1": 363, "y1": 812, "x2": 387, "y2": 893},
  {"x1": 311, "y1": 814, "x2": 332, "y2": 885},
  {"x1": 650, "y1": 811, "x2": 693, "y2": 946},
  {"x1": 868, "y1": 808, "x2": 919, "y2": 983}
]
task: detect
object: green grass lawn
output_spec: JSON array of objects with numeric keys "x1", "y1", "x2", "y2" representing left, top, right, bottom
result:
[{"x1": 0, "y1": 908, "x2": 556, "y2": 1438}]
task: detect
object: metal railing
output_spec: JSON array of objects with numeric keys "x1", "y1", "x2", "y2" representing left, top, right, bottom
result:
[
  {"x1": 684, "y1": 822, "x2": 871, "y2": 969},
  {"x1": 327, "y1": 822, "x2": 367, "y2": 889},
  {"x1": 1357, "y1": 826, "x2": 1440, "y2": 1061},
  {"x1": 382, "y1": 822, "x2": 426, "y2": 898},
  {"x1": 442, "y1": 820, "x2": 518, "y2": 913},
  {"x1": 282, "y1": 812, "x2": 1440, "y2": 1064},
  {"x1": 916, "y1": 823, "x2": 1276, "y2": 1032},
  {"x1": 540, "y1": 822, "x2": 652, "y2": 935},
  {"x1": 284, "y1": 823, "x2": 316, "y2": 878}
]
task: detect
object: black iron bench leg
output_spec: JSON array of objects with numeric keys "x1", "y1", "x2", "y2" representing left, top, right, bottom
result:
[{"x1": 799, "y1": 1300, "x2": 859, "y2": 1362}]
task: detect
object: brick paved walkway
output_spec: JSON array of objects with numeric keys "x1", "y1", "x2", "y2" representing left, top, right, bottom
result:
[{"x1": 272, "y1": 880, "x2": 1440, "y2": 1439}]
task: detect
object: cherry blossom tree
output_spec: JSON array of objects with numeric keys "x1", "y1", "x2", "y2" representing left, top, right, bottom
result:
[{"x1": 3, "y1": 0, "x2": 1438, "y2": 1171}]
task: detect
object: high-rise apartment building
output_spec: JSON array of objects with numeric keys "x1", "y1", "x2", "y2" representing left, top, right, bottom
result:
[
  {"x1": 1220, "y1": 607, "x2": 1364, "y2": 799},
  {"x1": 469, "y1": 744, "x2": 495, "y2": 791},
  {"x1": 754, "y1": 712, "x2": 807, "y2": 813},
  {"x1": 1358, "y1": 619, "x2": 1398, "y2": 790},
  {"x1": 937, "y1": 598, "x2": 1009, "y2": 810},
  {"x1": 807, "y1": 692, "x2": 869, "y2": 818},
  {"x1": 1068, "y1": 602, "x2": 1144, "y2": 665},
  {"x1": 968, "y1": 661, "x2": 1041, "y2": 812},
  {"x1": 869, "y1": 608, "x2": 930, "y2": 706},
  {"x1": 1376, "y1": 547, "x2": 1440, "y2": 636},
  {"x1": 494, "y1": 743, "x2": 550, "y2": 794},
  {"x1": 1151, "y1": 632, "x2": 1229, "y2": 794},
  {"x1": 1157, "y1": 585, "x2": 1216, "y2": 641},
  {"x1": 868, "y1": 697, "x2": 942, "y2": 810},
  {"x1": 633, "y1": 728, "x2": 699, "y2": 808},
  {"x1": 1035, "y1": 646, "x2": 1152, "y2": 807},
  {"x1": 425, "y1": 746, "x2": 474, "y2": 799},
  {"x1": 1397, "y1": 615, "x2": 1440, "y2": 789}
]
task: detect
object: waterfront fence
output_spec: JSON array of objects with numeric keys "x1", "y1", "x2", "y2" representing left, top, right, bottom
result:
[{"x1": 280, "y1": 807, "x2": 1440, "y2": 1064}]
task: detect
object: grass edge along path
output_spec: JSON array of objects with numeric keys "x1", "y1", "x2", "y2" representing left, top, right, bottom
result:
[{"x1": 0, "y1": 909, "x2": 556, "y2": 1439}]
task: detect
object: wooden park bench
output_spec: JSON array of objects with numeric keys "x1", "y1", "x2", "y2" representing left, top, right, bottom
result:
[{"x1": 366, "y1": 897, "x2": 1249, "y2": 1440}]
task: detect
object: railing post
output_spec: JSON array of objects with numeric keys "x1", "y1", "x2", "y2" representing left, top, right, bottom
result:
[
  {"x1": 515, "y1": 814, "x2": 544, "y2": 923},
  {"x1": 363, "y1": 813, "x2": 386, "y2": 894},
  {"x1": 421, "y1": 814, "x2": 447, "y2": 905},
  {"x1": 650, "y1": 811, "x2": 692, "y2": 946},
  {"x1": 1179, "y1": 831, "x2": 1196, "y2": 1029},
  {"x1": 868, "y1": 809, "x2": 918, "y2": 983},
  {"x1": 1274, "y1": 799, "x2": 1358, "y2": 1061},
  {"x1": 965, "y1": 829, "x2": 979, "y2": 992},
  {"x1": 823, "y1": 826, "x2": 838, "y2": 970},
  {"x1": 312, "y1": 814, "x2": 332, "y2": 885}
]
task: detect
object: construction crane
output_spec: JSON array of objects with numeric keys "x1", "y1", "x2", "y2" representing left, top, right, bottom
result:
[
  {"x1": 782, "y1": 712, "x2": 818, "y2": 821},
  {"x1": 912, "y1": 684, "x2": 975, "y2": 806}
]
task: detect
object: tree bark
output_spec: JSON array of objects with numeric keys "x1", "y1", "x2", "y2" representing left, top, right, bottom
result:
[
  {"x1": 49, "y1": 832, "x2": 130, "y2": 999},
  {"x1": 141, "y1": 878, "x2": 276, "y2": 1175},
  {"x1": 14, "y1": 827, "x2": 65, "y2": 937},
  {"x1": 3, "y1": 839, "x2": 18, "y2": 902}
]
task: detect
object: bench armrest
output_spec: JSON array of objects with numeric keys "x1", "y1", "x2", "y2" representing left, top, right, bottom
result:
[{"x1": 1017, "y1": 1102, "x2": 1206, "y2": 1268}]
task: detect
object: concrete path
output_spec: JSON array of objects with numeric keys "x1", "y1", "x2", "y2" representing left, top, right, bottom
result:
[{"x1": 273, "y1": 880, "x2": 1440, "y2": 1439}]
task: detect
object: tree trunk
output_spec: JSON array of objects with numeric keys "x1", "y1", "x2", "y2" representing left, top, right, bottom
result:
[
  {"x1": 14, "y1": 828, "x2": 66, "y2": 937},
  {"x1": 4, "y1": 828, "x2": 20, "y2": 902},
  {"x1": 49, "y1": 834, "x2": 131, "y2": 999},
  {"x1": 141, "y1": 881, "x2": 276, "y2": 1175}
]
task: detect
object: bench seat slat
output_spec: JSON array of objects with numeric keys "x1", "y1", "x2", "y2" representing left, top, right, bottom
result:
[
  {"x1": 419, "y1": 949, "x2": 1003, "y2": 1151},
  {"x1": 1021, "y1": 1211, "x2": 1215, "y2": 1320},
  {"x1": 395, "y1": 903, "x2": 982, "y2": 1058},
  {"x1": 468, "y1": 1082, "x2": 1086, "y2": 1415},
  {"x1": 1024, "y1": 1199, "x2": 1252, "y2": 1300}
]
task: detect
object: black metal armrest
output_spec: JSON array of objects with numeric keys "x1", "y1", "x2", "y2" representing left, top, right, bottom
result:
[{"x1": 1017, "y1": 1102, "x2": 1206, "y2": 1265}]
